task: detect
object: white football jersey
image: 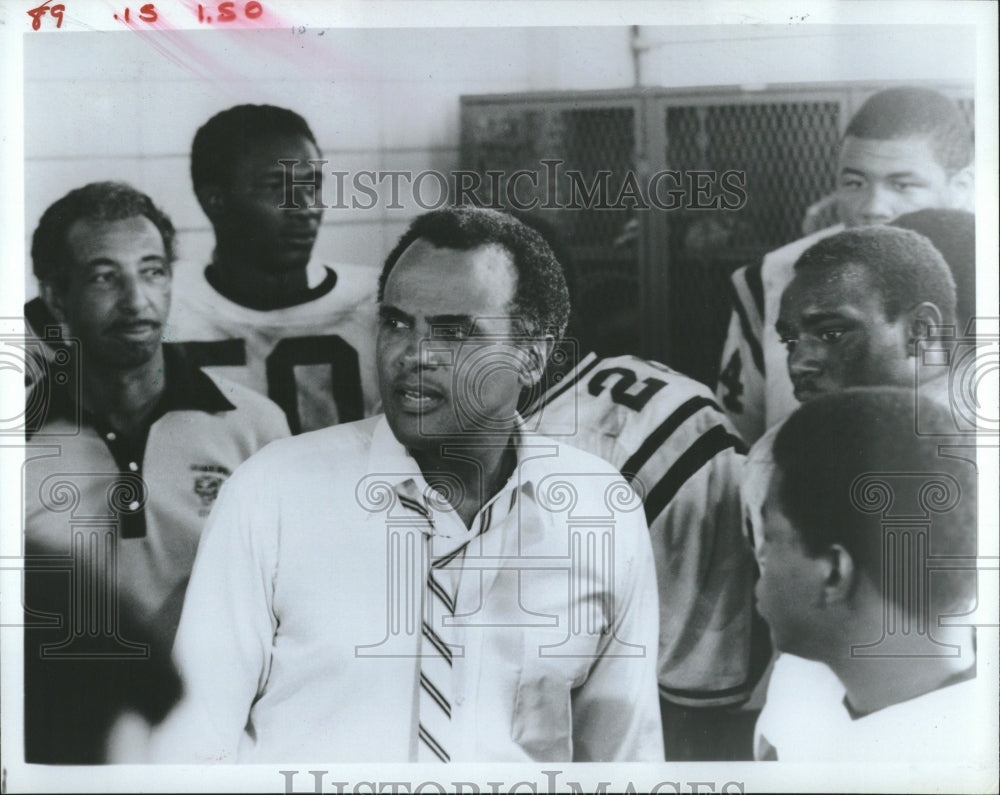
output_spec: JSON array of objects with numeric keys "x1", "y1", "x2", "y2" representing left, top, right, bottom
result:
[
  {"x1": 528, "y1": 352, "x2": 755, "y2": 706},
  {"x1": 755, "y1": 653, "x2": 982, "y2": 763},
  {"x1": 165, "y1": 260, "x2": 379, "y2": 434}
]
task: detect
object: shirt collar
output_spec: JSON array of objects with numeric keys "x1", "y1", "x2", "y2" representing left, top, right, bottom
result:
[
  {"x1": 369, "y1": 414, "x2": 549, "y2": 512},
  {"x1": 32, "y1": 342, "x2": 235, "y2": 433}
]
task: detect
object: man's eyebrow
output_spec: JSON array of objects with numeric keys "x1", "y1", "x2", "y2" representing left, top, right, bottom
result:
[
  {"x1": 427, "y1": 314, "x2": 475, "y2": 327},
  {"x1": 799, "y1": 309, "x2": 854, "y2": 324},
  {"x1": 378, "y1": 305, "x2": 413, "y2": 322}
]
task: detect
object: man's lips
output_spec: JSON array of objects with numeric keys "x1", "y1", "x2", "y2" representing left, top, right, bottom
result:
[
  {"x1": 392, "y1": 381, "x2": 446, "y2": 412},
  {"x1": 792, "y1": 380, "x2": 824, "y2": 401},
  {"x1": 281, "y1": 229, "x2": 318, "y2": 247},
  {"x1": 108, "y1": 321, "x2": 161, "y2": 340}
]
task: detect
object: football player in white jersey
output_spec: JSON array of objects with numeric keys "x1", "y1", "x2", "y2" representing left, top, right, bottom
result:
[
  {"x1": 753, "y1": 389, "x2": 980, "y2": 764},
  {"x1": 716, "y1": 87, "x2": 974, "y2": 444},
  {"x1": 520, "y1": 214, "x2": 760, "y2": 760},
  {"x1": 165, "y1": 104, "x2": 379, "y2": 434}
]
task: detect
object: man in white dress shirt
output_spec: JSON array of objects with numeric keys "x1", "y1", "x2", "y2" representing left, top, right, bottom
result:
[{"x1": 149, "y1": 206, "x2": 663, "y2": 763}]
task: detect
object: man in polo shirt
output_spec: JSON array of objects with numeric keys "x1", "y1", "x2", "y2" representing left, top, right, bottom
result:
[
  {"x1": 148, "y1": 206, "x2": 663, "y2": 763},
  {"x1": 23, "y1": 181, "x2": 290, "y2": 763}
]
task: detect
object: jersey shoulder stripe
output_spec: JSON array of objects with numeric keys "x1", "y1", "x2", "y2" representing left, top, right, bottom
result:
[
  {"x1": 642, "y1": 423, "x2": 746, "y2": 526},
  {"x1": 620, "y1": 395, "x2": 720, "y2": 481},
  {"x1": 726, "y1": 262, "x2": 765, "y2": 374}
]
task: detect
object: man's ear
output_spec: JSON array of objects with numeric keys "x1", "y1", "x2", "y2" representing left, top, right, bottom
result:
[
  {"x1": 518, "y1": 336, "x2": 554, "y2": 389},
  {"x1": 819, "y1": 542, "x2": 856, "y2": 607},
  {"x1": 195, "y1": 185, "x2": 226, "y2": 221},
  {"x1": 39, "y1": 281, "x2": 68, "y2": 326},
  {"x1": 946, "y1": 165, "x2": 975, "y2": 212},
  {"x1": 908, "y1": 301, "x2": 945, "y2": 349}
]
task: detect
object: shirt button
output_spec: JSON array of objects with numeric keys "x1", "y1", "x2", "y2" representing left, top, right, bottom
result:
[
  {"x1": 128, "y1": 462, "x2": 138, "y2": 472},
  {"x1": 106, "y1": 432, "x2": 117, "y2": 441},
  {"x1": 128, "y1": 500, "x2": 140, "y2": 511}
]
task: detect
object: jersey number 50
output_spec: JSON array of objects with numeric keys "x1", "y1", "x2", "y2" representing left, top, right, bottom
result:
[{"x1": 184, "y1": 335, "x2": 363, "y2": 434}]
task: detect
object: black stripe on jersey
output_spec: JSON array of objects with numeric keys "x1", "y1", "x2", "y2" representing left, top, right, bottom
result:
[
  {"x1": 620, "y1": 396, "x2": 721, "y2": 483},
  {"x1": 531, "y1": 354, "x2": 602, "y2": 415},
  {"x1": 726, "y1": 276, "x2": 765, "y2": 375},
  {"x1": 643, "y1": 425, "x2": 747, "y2": 526},
  {"x1": 745, "y1": 259, "x2": 765, "y2": 318}
]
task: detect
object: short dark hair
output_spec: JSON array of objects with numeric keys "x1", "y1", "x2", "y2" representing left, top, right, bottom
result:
[
  {"x1": 892, "y1": 208, "x2": 975, "y2": 334},
  {"x1": 31, "y1": 181, "x2": 176, "y2": 290},
  {"x1": 793, "y1": 225, "x2": 957, "y2": 327},
  {"x1": 773, "y1": 387, "x2": 976, "y2": 616},
  {"x1": 190, "y1": 104, "x2": 318, "y2": 194},
  {"x1": 378, "y1": 206, "x2": 571, "y2": 338},
  {"x1": 844, "y1": 87, "x2": 973, "y2": 174}
]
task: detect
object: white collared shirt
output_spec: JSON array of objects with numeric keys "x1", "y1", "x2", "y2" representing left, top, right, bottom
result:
[{"x1": 149, "y1": 415, "x2": 663, "y2": 763}]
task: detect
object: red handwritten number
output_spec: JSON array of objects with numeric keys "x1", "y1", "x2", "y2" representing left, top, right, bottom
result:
[
  {"x1": 28, "y1": 1, "x2": 64, "y2": 30},
  {"x1": 198, "y1": 2, "x2": 263, "y2": 22}
]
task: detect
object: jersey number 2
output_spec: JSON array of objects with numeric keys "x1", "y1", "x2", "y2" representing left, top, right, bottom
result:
[{"x1": 588, "y1": 367, "x2": 666, "y2": 412}]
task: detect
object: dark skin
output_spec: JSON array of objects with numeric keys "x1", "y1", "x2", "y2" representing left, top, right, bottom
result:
[
  {"x1": 197, "y1": 132, "x2": 326, "y2": 311},
  {"x1": 42, "y1": 216, "x2": 172, "y2": 439}
]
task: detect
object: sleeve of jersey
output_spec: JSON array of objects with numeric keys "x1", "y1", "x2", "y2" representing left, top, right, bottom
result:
[
  {"x1": 715, "y1": 264, "x2": 767, "y2": 446},
  {"x1": 631, "y1": 399, "x2": 755, "y2": 707},
  {"x1": 147, "y1": 457, "x2": 280, "y2": 762}
]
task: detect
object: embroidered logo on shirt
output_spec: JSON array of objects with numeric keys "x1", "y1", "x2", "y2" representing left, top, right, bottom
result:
[{"x1": 190, "y1": 464, "x2": 232, "y2": 515}]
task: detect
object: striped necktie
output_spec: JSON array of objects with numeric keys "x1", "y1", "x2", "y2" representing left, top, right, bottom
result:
[{"x1": 396, "y1": 488, "x2": 502, "y2": 763}]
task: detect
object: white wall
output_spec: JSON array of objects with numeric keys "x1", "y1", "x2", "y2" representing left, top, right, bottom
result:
[{"x1": 23, "y1": 24, "x2": 976, "y2": 296}]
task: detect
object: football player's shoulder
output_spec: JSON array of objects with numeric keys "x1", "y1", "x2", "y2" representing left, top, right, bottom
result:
[
  {"x1": 522, "y1": 427, "x2": 622, "y2": 477},
  {"x1": 761, "y1": 224, "x2": 845, "y2": 288},
  {"x1": 608, "y1": 354, "x2": 724, "y2": 419},
  {"x1": 319, "y1": 262, "x2": 380, "y2": 307}
]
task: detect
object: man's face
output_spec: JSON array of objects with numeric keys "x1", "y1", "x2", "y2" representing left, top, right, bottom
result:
[
  {"x1": 777, "y1": 263, "x2": 911, "y2": 402},
  {"x1": 214, "y1": 133, "x2": 324, "y2": 272},
  {"x1": 835, "y1": 136, "x2": 969, "y2": 228},
  {"x1": 377, "y1": 240, "x2": 532, "y2": 453},
  {"x1": 51, "y1": 216, "x2": 171, "y2": 370},
  {"x1": 754, "y1": 471, "x2": 828, "y2": 659}
]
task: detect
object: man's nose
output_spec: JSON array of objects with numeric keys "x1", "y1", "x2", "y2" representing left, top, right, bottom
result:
[
  {"x1": 788, "y1": 337, "x2": 824, "y2": 378},
  {"x1": 856, "y1": 183, "x2": 895, "y2": 225},
  {"x1": 117, "y1": 272, "x2": 152, "y2": 313}
]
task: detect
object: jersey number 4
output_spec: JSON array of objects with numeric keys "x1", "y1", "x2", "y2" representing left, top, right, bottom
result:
[{"x1": 184, "y1": 335, "x2": 363, "y2": 434}]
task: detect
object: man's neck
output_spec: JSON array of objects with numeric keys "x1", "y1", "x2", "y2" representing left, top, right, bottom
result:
[
  {"x1": 208, "y1": 250, "x2": 311, "y2": 310},
  {"x1": 828, "y1": 623, "x2": 976, "y2": 716},
  {"x1": 413, "y1": 433, "x2": 518, "y2": 529},
  {"x1": 80, "y1": 347, "x2": 167, "y2": 438}
]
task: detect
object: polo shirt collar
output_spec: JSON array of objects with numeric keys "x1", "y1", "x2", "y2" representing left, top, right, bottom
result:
[{"x1": 32, "y1": 342, "x2": 235, "y2": 434}]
